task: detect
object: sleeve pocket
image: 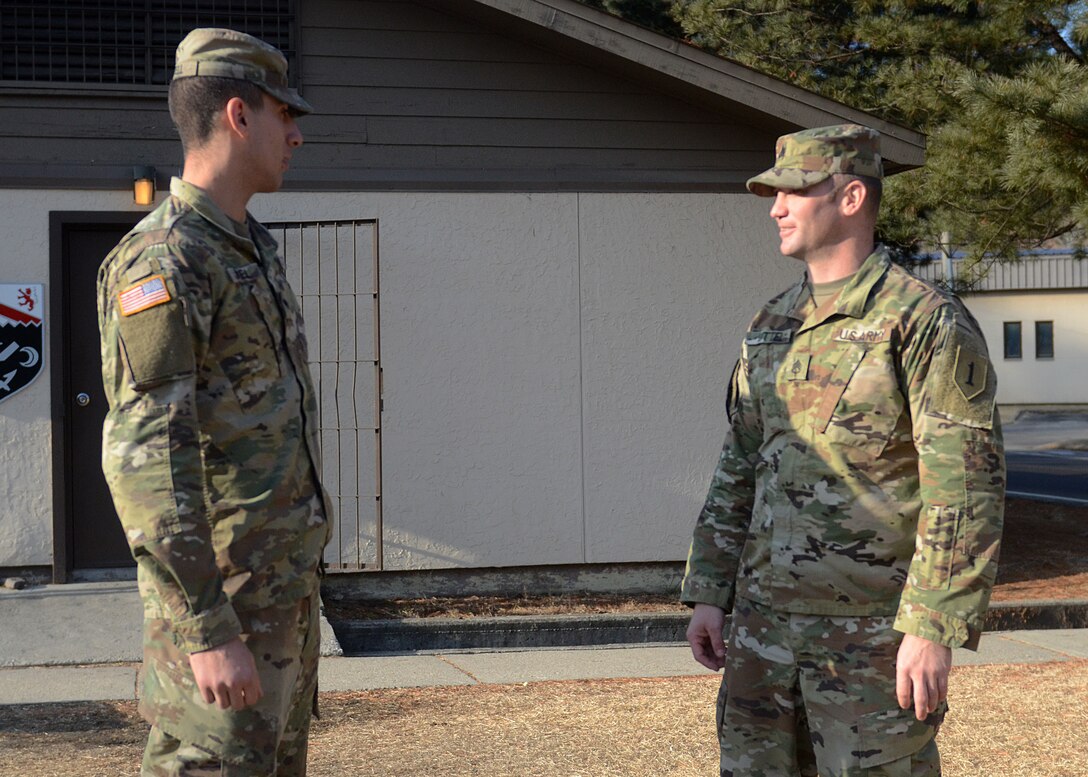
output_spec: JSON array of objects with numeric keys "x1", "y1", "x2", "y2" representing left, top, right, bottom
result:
[
  {"x1": 118, "y1": 301, "x2": 195, "y2": 389},
  {"x1": 913, "y1": 505, "x2": 960, "y2": 591},
  {"x1": 102, "y1": 404, "x2": 182, "y2": 541}
]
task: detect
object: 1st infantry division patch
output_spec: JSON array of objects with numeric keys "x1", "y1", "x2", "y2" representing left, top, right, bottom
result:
[
  {"x1": 118, "y1": 275, "x2": 172, "y2": 316},
  {"x1": 953, "y1": 345, "x2": 988, "y2": 402}
]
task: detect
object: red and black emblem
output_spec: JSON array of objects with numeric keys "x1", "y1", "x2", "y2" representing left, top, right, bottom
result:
[{"x1": 0, "y1": 285, "x2": 44, "y2": 404}]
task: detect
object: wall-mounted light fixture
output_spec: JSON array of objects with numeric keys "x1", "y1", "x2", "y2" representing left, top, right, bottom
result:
[{"x1": 133, "y1": 166, "x2": 156, "y2": 206}]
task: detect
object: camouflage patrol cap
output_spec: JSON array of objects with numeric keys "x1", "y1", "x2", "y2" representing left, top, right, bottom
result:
[
  {"x1": 173, "y1": 28, "x2": 312, "y2": 115},
  {"x1": 746, "y1": 124, "x2": 882, "y2": 197}
]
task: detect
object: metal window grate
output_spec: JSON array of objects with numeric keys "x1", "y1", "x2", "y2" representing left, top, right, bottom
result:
[
  {"x1": 0, "y1": 0, "x2": 296, "y2": 86},
  {"x1": 268, "y1": 220, "x2": 383, "y2": 572}
]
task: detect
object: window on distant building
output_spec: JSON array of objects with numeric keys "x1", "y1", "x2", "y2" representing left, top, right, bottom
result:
[
  {"x1": 0, "y1": 2, "x2": 296, "y2": 86},
  {"x1": 1003, "y1": 322, "x2": 1022, "y2": 359},
  {"x1": 1035, "y1": 321, "x2": 1054, "y2": 359}
]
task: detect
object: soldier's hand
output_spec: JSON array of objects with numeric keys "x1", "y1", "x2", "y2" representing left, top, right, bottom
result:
[
  {"x1": 895, "y1": 633, "x2": 951, "y2": 721},
  {"x1": 189, "y1": 637, "x2": 264, "y2": 711},
  {"x1": 686, "y1": 603, "x2": 727, "y2": 671}
]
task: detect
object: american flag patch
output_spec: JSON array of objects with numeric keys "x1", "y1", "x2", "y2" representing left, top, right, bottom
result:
[{"x1": 118, "y1": 274, "x2": 171, "y2": 316}]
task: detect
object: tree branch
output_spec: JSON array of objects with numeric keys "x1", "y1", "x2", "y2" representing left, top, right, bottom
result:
[{"x1": 1034, "y1": 20, "x2": 1085, "y2": 64}]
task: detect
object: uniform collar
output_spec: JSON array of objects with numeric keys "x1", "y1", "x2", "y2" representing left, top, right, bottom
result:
[
  {"x1": 170, "y1": 177, "x2": 255, "y2": 245},
  {"x1": 832, "y1": 246, "x2": 891, "y2": 319},
  {"x1": 790, "y1": 246, "x2": 891, "y2": 333}
]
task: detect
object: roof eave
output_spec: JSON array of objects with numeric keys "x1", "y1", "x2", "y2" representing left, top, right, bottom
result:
[{"x1": 452, "y1": 0, "x2": 925, "y2": 171}]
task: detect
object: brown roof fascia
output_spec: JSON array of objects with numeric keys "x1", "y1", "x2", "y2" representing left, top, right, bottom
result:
[{"x1": 446, "y1": 0, "x2": 926, "y2": 172}]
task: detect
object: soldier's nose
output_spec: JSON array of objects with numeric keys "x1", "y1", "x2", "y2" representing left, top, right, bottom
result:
[{"x1": 770, "y1": 192, "x2": 788, "y2": 218}]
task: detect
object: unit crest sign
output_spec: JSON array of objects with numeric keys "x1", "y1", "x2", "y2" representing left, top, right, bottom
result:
[{"x1": 0, "y1": 285, "x2": 44, "y2": 404}]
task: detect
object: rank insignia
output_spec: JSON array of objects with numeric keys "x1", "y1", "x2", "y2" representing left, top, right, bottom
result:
[{"x1": 786, "y1": 354, "x2": 811, "y2": 381}]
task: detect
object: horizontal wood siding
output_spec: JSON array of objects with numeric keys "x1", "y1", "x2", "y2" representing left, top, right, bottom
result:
[
  {"x1": 0, "y1": 0, "x2": 780, "y2": 191},
  {"x1": 295, "y1": 0, "x2": 762, "y2": 189}
]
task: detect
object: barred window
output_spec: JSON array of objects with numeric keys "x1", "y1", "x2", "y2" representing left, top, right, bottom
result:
[{"x1": 0, "y1": 1, "x2": 296, "y2": 86}]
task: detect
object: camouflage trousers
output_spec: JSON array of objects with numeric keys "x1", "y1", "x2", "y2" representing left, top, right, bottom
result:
[
  {"x1": 716, "y1": 599, "x2": 945, "y2": 777},
  {"x1": 139, "y1": 594, "x2": 320, "y2": 776}
]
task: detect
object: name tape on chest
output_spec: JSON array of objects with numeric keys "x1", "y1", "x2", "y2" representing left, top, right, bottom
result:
[
  {"x1": 118, "y1": 274, "x2": 171, "y2": 316},
  {"x1": 834, "y1": 327, "x2": 890, "y2": 344},
  {"x1": 745, "y1": 329, "x2": 794, "y2": 345},
  {"x1": 227, "y1": 263, "x2": 262, "y2": 285}
]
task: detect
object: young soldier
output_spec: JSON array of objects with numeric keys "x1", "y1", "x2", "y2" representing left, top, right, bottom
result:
[
  {"x1": 98, "y1": 28, "x2": 329, "y2": 775},
  {"x1": 682, "y1": 124, "x2": 1005, "y2": 776}
]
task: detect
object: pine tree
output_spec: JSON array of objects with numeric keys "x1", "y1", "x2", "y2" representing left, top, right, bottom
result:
[
  {"x1": 661, "y1": 1, "x2": 1088, "y2": 271},
  {"x1": 581, "y1": 0, "x2": 682, "y2": 36}
]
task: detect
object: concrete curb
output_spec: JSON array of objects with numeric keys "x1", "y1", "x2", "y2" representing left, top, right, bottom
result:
[
  {"x1": 329, "y1": 600, "x2": 1088, "y2": 655},
  {"x1": 318, "y1": 596, "x2": 344, "y2": 658},
  {"x1": 331, "y1": 612, "x2": 693, "y2": 654}
]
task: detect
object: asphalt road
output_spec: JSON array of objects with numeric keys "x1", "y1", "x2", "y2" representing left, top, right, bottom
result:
[{"x1": 1006, "y1": 449, "x2": 1088, "y2": 505}]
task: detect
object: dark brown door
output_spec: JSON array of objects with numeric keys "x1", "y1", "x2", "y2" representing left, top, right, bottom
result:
[{"x1": 60, "y1": 218, "x2": 140, "y2": 571}]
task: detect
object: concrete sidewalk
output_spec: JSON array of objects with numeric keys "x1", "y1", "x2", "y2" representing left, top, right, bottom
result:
[{"x1": 3, "y1": 582, "x2": 1088, "y2": 706}]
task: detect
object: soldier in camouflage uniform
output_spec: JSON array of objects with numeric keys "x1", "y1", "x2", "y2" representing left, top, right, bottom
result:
[
  {"x1": 682, "y1": 124, "x2": 1005, "y2": 776},
  {"x1": 97, "y1": 28, "x2": 330, "y2": 776}
]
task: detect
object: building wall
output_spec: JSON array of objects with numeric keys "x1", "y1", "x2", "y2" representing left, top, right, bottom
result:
[
  {"x1": 964, "y1": 291, "x2": 1088, "y2": 407},
  {"x1": 0, "y1": 189, "x2": 149, "y2": 568},
  {"x1": 0, "y1": 188, "x2": 792, "y2": 570},
  {"x1": 255, "y1": 190, "x2": 790, "y2": 569},
  {"x1": 0, "y1": 0, "x2": 770, "y2": 193}
]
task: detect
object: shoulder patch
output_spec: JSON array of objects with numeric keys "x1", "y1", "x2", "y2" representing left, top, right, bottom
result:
[
  {"x1": 953, "y1": 345, "x2": 988, "y2": 402},
  {"x1": 118, "y1": 275, "x2": 171, "y2": 316},
  {"x1": 925, "y1": 322, "x2": 997, "y2": 429}
]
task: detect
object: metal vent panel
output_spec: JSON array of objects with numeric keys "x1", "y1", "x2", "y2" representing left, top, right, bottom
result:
[{"x1": 1, "y1": 1, "x2": 296, "y2": 86}]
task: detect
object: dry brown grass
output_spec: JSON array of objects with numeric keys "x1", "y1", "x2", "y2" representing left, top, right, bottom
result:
[
  {"x1": 990, "y1": 499, "x2": 1088, "y2": 603},
  {"x1": 2, "y1": 661, "x2": 1086, "y2": 776}
]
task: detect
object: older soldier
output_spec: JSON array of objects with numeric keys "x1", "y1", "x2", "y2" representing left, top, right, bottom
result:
[
  {"x1": 97, "y1": 29, "x2": 329, "y2": 776},
  {"x1": 682, "y1": 125, "x2": 1004, "y2": 776}
]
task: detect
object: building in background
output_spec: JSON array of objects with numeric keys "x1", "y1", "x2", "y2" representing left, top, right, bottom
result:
[
  {"x1": 0, "y1": 0, "x2": 924, "y2": 582},
  {"x1": 911, "y1": 251, "x2": 1088, "y2": 415}
]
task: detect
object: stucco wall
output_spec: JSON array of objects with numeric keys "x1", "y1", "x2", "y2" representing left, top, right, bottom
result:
[
  {"x1": 963, "y1": 291, "x2": 1088, "y2": 406},
  {"x1": 0, "y1": 189, "x2": 150, "y2": 567},
  {"x1": 1, "y1": 189, "x2": 793, "y2": 571},
  {"x1": 254, "y1": 191, "x2": 790, "y2": 569}
]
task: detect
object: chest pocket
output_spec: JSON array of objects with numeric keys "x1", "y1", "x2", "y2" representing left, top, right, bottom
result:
[
  {"x1": 815, "y1": 338, "x2": 903, "y2": 455},
  {"x1": 263, "y1": 256, "x2": 310, "y2": 368},
  {"x1": 219, "y1": 264, "x2": 284, "y2": 411},
  {"x1": 744, "y1": 329, "x2": 795, "y2": 432}
]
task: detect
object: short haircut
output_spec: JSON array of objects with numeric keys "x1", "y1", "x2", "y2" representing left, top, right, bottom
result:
[
  {"x1": 168, "y1": 76, "x2": 266, "y2": 153},
  {"x1": 834, "y1": 173, "x2": 883, "y2": 216}
]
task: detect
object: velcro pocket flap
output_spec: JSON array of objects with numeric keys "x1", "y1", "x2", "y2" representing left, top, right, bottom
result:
[{"x1": 118, "y1": 300, "x2": 195, "y2": 388}]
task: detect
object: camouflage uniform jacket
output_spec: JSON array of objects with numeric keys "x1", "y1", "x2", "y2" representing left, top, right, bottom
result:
[
  {"x1": 98, "y1": 177, "x2": 330, "y2": 654},
  {"x1": 681, "y1": 247, "x2": 1004, "y2": 649}
]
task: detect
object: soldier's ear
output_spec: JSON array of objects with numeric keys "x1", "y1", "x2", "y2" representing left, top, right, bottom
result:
[
  {"x1": 224, "y1": 97, "x2": 249, "y2": 138},
  {"x1": 839, "y1": 179, "x2": 868, "y2": 217}
]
